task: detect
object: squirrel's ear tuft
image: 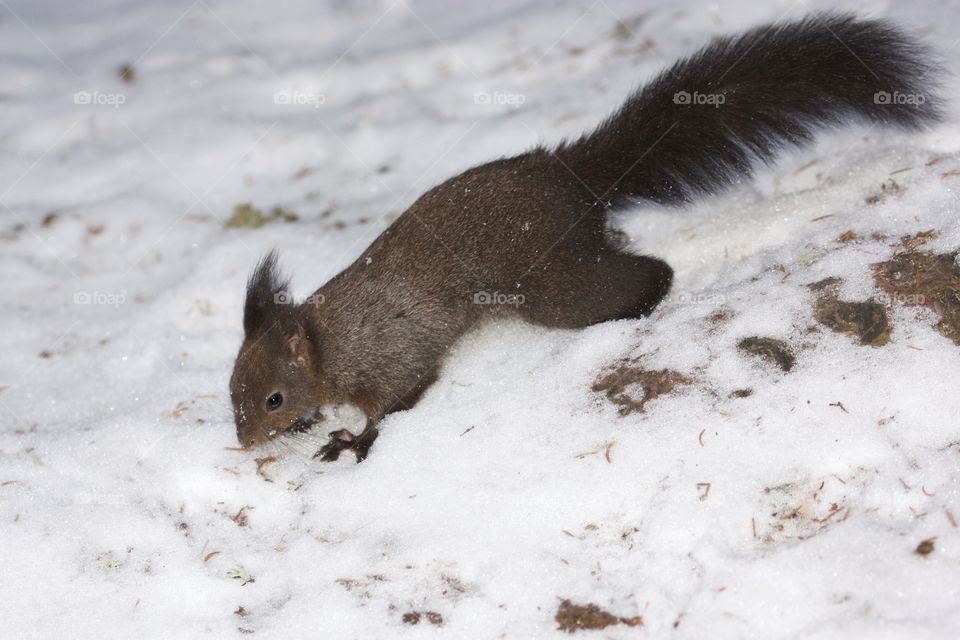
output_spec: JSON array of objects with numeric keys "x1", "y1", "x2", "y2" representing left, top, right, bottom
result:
[{"x1": 243, "y1": 250, "x2": 290, "y2": 336}]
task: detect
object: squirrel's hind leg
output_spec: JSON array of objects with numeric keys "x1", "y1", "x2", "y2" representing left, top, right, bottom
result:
[
  {"x1": 602, "y1": 253, "x2": 673, "y2": 321},
  {"x1": 518, "y1": 250, "x2": 672, "y2": 328}
]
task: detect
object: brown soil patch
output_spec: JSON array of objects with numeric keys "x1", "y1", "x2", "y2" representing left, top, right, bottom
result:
[
  {"x1": 873, "y1": 250, "x2": 960, "y2": 345},
  {"x1": 836, "y1": 229, "x2": 859, "y2": 243},
  {"x1": 555, "y1": 600, "x2": 642, "y2": 633},
  {"x1": 118, "y1": 63, "x2": 135, "y2": 83},
  {"x1": 707, "y1": 309, "x2": 732, "y2": 325},
  {"x1": 915, "y1": 538, "x2": 936, "y2": 556},
  {"x1": 864, "y1": 179, "x2": 902, "y2": 205},
  {"x1": 895, "y1": 229, "x2": 938, "y2": 253},
  {"x1": 402, "y1": 611, "x2": 443, "y2": 625},
  {"x1": 737, "y1": 337, "x2": 795, "y2": 372},
  {"x1": 230, "y1": 506, "x2": 249, "y2": 527},
  {"x1": 814, "y1": 299, "x2": 890, "y2": 346},
  {"x1": 593, "y1": 366, "x2": 691, "y2": 416},
  {"x1": 807, "y1": 277, "x2": 842, "y2": 297}
]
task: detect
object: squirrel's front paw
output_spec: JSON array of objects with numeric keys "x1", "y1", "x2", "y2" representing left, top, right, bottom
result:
[{"x1": 314, "y1": 430, "x2": 354, "y2": 462}]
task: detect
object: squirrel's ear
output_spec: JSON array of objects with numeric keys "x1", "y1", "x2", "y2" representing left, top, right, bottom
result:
[
  {"x1": 243, "y1": 250, "x2": 290, "y2": 336},
  {"x1": 285, "y1": 321, "x2": 315, "y2": 369}
]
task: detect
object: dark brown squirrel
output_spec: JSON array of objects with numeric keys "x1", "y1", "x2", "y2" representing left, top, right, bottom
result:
[{"x1": 229, "y1": 14, "x2": 941, "y2": 460}]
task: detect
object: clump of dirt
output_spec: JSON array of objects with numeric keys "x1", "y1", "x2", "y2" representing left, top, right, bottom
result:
[
  {"x1": 737, "y1": 337, "x2": 795, "y2": 372},
  {"x1": 333, "y1": 574, "x2": 385, "y2": 600},
  {"x1": 915, "y1": 538, "x2": 936, "y2": 556},
  {"x1": 836, "y1": 229, "x2": 859, "y2": 243},
  {"x1": 873, "y1": 250, "x2": 960, "y2": 345},
  {"x1": 592, "y1": 366, "x2": 691, "y2": 416},
  {"x1": 707, "y1": 309, "x2": 732, "y2": 325},
  {"x1": 730, "y1": 388, "x2": 754, "y2": 398},
  {"x1": 808, "y1": 277, "x2": 890, "y2": 346},
  {"x1": 225, "y1": 203, "x2": 299, "y2": 229},
  {"x1": 402, "y1": 611, "x2": 443, "y2": 625},
  {"x1": 895, "y1": 229, "x2": 938, "y2": 253},
  {"x1": 864, "y1": 178, "x2": 902, "y2": 205},
  {"x1": 704, "y1": 308, "x2": 733, "y2": 336},
  {"x1": 814, "y1": 299, "x2": 890, "y2": 346},
  {"x1": 230, "y1": 506, "x2": 249, "y2": 527},
  {"x1": 440, "y1": 573, "x2": 468, "y2": 597},
  {"x1": 118, "y1": 63, "x2": 135, "y2": 83},
  {"x1": 555, "y1": 600, "x2": 642, "y2": 633},
  {"x1": 807, "y1": 277, "x2": 842, "y2": 297}
]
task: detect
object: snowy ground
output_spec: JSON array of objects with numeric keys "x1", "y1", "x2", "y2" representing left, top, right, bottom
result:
[{"x1": 1, "y1": 0, "x2": 959, "y2": 637}]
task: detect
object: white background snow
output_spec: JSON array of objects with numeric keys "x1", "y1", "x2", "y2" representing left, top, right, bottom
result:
[{"x1": 1, "y1": 0, "x2": 959, "y2": 637}]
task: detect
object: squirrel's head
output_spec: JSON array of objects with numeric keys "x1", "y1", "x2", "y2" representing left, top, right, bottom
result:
[{"x1": 229, "y1": 252, "x2": 335, "y2": 447}]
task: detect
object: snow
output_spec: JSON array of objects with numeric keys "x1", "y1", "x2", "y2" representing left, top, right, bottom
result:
[{"x1": 1, "y1": 0, "x2": 959, "y2": 637}]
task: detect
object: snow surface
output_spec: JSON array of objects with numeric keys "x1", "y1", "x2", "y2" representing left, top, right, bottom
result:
[{"x1": 1, "y1": 0, "x2": 959, "y2": 638}]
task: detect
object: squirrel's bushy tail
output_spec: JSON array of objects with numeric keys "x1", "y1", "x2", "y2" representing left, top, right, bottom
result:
[{"x1": 554, "y1": 14, "x2": 942, "y2": 207}]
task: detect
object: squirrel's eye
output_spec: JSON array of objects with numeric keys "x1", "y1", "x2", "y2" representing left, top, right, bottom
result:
[{"x1": 266, "y1": 393, "x2": 283, "y2": 411}]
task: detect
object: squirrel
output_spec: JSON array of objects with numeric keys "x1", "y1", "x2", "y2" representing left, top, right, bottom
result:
[{"x1": 229, "y1": 14, "x2": 941, "y2": 460}]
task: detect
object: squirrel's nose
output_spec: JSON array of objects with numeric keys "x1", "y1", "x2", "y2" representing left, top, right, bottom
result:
[{"x1": 236, "y1": 427, "x2": 257, "y2": 448}]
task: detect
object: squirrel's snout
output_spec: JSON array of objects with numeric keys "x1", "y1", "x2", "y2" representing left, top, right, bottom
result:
[{"x1": 236, "y1": 425, "x2": 259, "y2": 448}]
